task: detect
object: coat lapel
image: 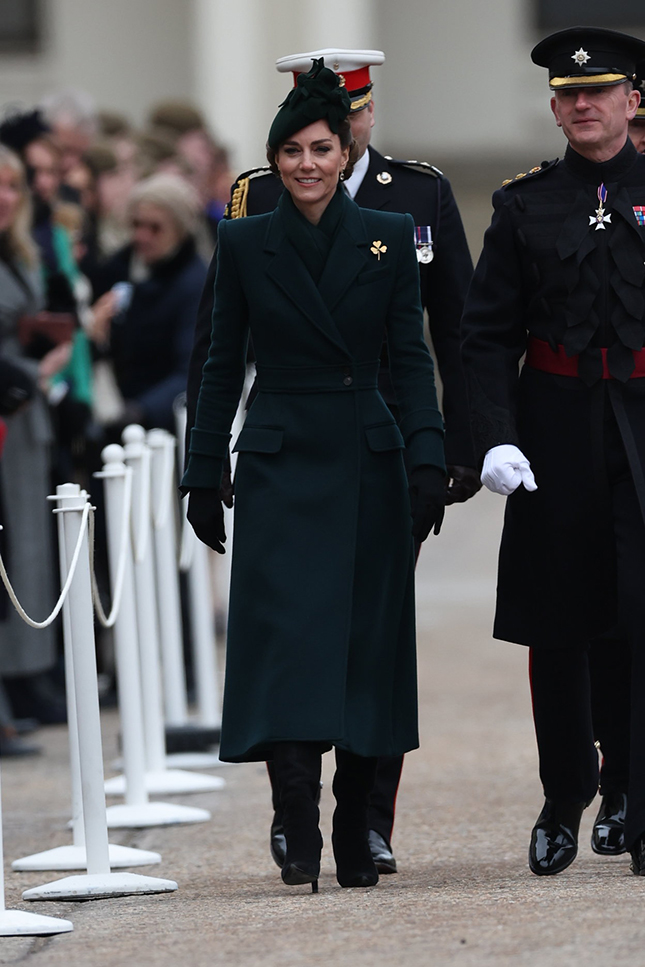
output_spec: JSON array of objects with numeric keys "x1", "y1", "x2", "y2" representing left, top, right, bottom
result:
[
  {"x1": 317, "y1": 196, "x2": 371, "y2": 313},
  {"x1": 354, "y1": 147, "x2": 392, "y2": 211},
  {"x1": 264, "y1": 207, "x2": 350, "y2": 353}
]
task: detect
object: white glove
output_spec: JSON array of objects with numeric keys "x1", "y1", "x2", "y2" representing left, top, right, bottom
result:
[{"x1": 481, "y1": 445, "x2": 538, "y2": 496}]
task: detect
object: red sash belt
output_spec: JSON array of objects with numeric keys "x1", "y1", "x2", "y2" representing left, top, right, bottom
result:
[{"x1": 525, "y1": 336, "x2": 645, "y2": 379}]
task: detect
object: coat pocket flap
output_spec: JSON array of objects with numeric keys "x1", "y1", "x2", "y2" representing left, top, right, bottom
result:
[
  {"x1": 233, "y1": 425, "x2": 284, "y2": 453},
  {"x1": 365, "y1": 422, "x2": 405, "y2": 452}
]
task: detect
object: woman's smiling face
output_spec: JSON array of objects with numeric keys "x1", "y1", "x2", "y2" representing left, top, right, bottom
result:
[{"x1": 276, "y1": 119, "x2": 349, "y2": 221}]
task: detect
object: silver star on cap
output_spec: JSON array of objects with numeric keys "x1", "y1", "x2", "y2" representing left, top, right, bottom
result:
[{"x1": 572, "y1": 48, "x2": 591, "y2": 66}]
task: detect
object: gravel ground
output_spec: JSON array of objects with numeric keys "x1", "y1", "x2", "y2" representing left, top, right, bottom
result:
[{"x1": 0, "y1": 488, "x2": 642, "y2": 966}]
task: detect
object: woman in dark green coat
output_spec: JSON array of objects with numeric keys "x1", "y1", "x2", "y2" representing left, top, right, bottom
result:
[{"x1": 182, "y1": 61, "x2": 445, "y2": 892}]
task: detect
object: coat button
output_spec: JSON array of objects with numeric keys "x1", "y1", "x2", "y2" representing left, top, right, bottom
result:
[{"x1": 343, "y1": 376, "x2": 353, "y2": 386}]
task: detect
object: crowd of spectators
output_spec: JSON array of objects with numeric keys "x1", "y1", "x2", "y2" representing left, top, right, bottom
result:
[{"x1": 0, "y1": 89, "x2": 233, "y2": 753}]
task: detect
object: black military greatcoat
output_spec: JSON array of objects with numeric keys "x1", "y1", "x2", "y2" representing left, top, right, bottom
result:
[
  {"x1": 186, "y1": 145, "x2": 475, "y2": 468},
  {"x1": 183, "y1": 194, "x2": 444, "y2": 762},
  {"x1": 461, "y1": 138, "x2": 645, "y2": 650}
]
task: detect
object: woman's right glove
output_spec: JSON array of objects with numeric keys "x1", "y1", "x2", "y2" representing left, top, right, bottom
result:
[
  {"x1": 408, "y1": 465, "x2": 446, "y2": 541},
  {"x1": 187, "y1": 487, "x2": 226, "y2": 554}
]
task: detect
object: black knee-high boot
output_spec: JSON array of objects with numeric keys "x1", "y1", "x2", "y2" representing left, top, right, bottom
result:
[
  {"x1": 332, "y1": 748, "x2": 379, "y2": 888},
  {"x1": 272, "y1": 742, "x2": 323, "y2": 891}
]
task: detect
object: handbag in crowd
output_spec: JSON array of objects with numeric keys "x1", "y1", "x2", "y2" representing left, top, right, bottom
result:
[{"x1": 17, "y1": 311, "x2": 75, "y2": 350}]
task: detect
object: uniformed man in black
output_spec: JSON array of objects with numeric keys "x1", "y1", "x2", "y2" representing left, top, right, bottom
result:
[
  {"x1": 460, "y1": 27, "x2": 645, "y2": 876},
  {"x1": 186, "y1": 48, "x2": 477, "y2": 875}
]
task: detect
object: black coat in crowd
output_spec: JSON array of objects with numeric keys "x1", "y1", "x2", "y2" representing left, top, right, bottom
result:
[
  {"x1": 98, "y1": 238, "x2": 207, "y2": 431},
  {"x1": 186, "y1": 145, "x2": 475, "y2": 470},
  {"x1": 461, "y1": 138, "x2": 645, "y2": 650}
]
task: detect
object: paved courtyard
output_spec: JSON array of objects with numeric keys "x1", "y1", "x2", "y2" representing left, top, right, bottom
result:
[{"x1": 0, "y1": 489, "x2": 642, "y2": 966}]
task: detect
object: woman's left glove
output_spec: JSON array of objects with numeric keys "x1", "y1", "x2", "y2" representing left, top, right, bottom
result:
[
  {"x1": 187, "y1": 488, "x2": 226, "y2": 554},
  {"x1": 408, "y1": 466, "x2": 446, "y2": 541}
]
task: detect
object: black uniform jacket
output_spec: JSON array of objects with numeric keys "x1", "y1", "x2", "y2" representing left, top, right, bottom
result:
[
  {"x1": 182, "y1": 195, "x2": 444, "y2": 761},
  {"x1": 186, "y1": 145, "x2": 475, "y2": 467},
  {"x1": 461, "y1": 139, "x2": 645, "y2": 649}
]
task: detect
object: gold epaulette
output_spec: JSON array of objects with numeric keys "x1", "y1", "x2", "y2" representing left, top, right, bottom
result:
[
  {"x1": 501, "y1": 159, "x2": 558, "y2": 188},
  {"x1": 225, "y1": 166, "x2": 275, "y2": 220},
  {"x1": 385, "y1": 156, "x2": 443, "y2": 177},
  {"x1": 229, "y1": 177, "x2": 250, "y2": 219}
]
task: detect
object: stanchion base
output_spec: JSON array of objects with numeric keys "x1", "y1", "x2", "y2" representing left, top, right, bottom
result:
[
  {"x1": 0, "y1": 909, "x2": 73, "y2": 935},
  {"x1": 165, "y1": 752, "x2": 232, "y2": 769},
  {"x1": 105, "y1": 801, "x2": 210, "y2": 829},
  {"x1": 22, "y1": 871, "x2": 177, "y2": 902},
  {"x1": 12, "y1": 843, "x2": 161, "y2": 871},
  {"x1": 104, "y1": 770, "x2": 225, "y2": 796},
  {"x1": 110, "y1": 752, "x2": 232, "y2": 770},
  {"x1": 165, "y1": 724, "x2": 221, "y2": 752}
]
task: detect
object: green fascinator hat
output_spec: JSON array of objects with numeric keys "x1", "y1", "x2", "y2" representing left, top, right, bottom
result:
[{"x1": 267, "y1": 57, "x2": 352, "y2": 150}]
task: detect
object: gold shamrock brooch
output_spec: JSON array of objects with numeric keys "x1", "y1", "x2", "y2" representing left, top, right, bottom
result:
[{"x1": 371, "y1": 240, "x2": 387, "y2": 261}]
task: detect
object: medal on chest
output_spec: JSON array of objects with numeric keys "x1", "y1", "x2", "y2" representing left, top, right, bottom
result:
[
  {"x1": 415, "y1": 225, "x2": 434, "y2": 263},
  {"x1": 590, "y1": 183, "x2": 611, "y2": 231}
]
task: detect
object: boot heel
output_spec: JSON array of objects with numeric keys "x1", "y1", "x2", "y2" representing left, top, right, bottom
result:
[{"x1": 311, "y1": 880, "x2": 318, "y2": 894}]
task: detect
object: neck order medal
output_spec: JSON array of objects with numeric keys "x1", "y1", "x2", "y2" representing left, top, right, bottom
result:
[{"x1": 590, "y1": 183, "x2": 611, "y2": 231}]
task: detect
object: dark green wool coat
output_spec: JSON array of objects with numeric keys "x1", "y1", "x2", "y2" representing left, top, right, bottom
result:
[{"x1": 182, "y1": 193, "x2": 444, "y2": 762}]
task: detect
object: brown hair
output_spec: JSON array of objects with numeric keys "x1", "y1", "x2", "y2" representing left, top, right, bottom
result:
[{"x1": 266, "y1": 117, "x2": 359, "y2": 180}]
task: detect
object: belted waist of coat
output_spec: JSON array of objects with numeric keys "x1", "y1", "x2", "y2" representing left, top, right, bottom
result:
[
  {"x1": 255, "y1": 361, "x2": 380, "y2": 393},
  {"x1": 525, "y1": 337, "x2": 645, "y2": 379}
]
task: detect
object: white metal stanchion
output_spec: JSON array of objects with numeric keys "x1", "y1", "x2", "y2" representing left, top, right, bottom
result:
[
  {"x1": 172, "y1": 402, "x2": 225, "y2": 769},
  {"x1": 96, "y1": 447, "x2": 211, "y2": 830},
  {"x1": 13, "y1": 484, "x2": 161, "y2": 873},
  {"x1": 23, "y1": 486, "x2": 177, "y2": 901},
  {"x1": 148, "y1": 429, "x2": 189, "y2": 726},
  {"x1": 103, "y1": 427, "x2": 224, "y2": 796}
]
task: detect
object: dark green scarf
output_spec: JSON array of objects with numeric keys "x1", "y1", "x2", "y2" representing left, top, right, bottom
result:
[{"x1": 278, "y1": 185, "x2": 346, "y2": 285}]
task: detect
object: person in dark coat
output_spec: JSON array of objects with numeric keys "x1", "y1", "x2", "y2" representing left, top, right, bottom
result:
[
  {"x1": 186, "y1": 47, "x2": 477, "y2": 876},
  {"x1": 460, "y1": 26, "x2": 645, "y2": 877},
  {"x1": 88, "y1": 173, "x2": 206, "y2": 431},
  {"x1": 582, "y1": 79, "x2": 645, "y2": 860},
  {"x1": 182, "y1": 59, "x2": 445, "y2": 893}
]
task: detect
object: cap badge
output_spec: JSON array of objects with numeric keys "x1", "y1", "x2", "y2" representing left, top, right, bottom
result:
[
  {"x1": 590, "y1": 183, "x2": 611, "y2": 231},
  {"x1": 572, "y1": 48, "x2": 591, "y2": 66},
  {"x1": 415, "y1": 225, "x2": 434, "y2": 263},
  {"x1": 376, "y1": 171, "x2": 392, "y2": 185},
  {"x1": 333, "y1": 61, "x2": 340, "y2": 70},
  {"x1": 338, "y1": 74, "x2": 346, "y2": 87},
  {"x1": 370, "y1": 240, "x2": 387, "y2": 260}
]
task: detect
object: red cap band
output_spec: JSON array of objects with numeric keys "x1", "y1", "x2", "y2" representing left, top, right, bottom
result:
[{"x1": 293, "y1": 65, "x2": 372, "y2": 93}]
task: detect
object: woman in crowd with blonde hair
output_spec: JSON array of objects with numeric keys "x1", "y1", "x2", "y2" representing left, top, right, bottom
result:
[
  {"x1": 0, "y1": 144, "x2": 72, "y2": 738},
  {"x1": 89, "y1": 172, "x2": 207, "y2": 431}
]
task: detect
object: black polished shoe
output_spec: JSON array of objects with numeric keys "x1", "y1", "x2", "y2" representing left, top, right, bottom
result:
[
  {"x1": 528, "y1": 799, "x2": 586, "y2": 875},
  {"x1": 270, "y1": 820, "x2": 286, "y2": 869},
  {"x1": 591, "y1": 792, "x2": 627, "y2": 856},
  {"x1": 368, "y1": 830, "x2": 398, "y2": 874},
  {"x1": 630, "y1": 834, "x2": 645, "y2": 875}
]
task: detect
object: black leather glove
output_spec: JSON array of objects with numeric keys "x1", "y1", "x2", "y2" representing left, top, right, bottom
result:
[
  {"x1": 187, "y1": 487, "x2": 226, "y2": 554},
  {"x1": 219, "y1": 459, "x2": 234, "y2": 509},
  {"x1": 445, "y1": 465, "x2": 482, "y2": 505},
  {"x1": 408, "y1": 465, "x2": 446, "y2": 541}
]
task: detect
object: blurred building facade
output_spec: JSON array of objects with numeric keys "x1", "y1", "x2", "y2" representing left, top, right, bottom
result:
[{"x1": 0, "y1": 0, "x2": 644, "y2": 230}]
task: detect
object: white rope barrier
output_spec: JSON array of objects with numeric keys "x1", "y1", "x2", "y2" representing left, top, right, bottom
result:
[{"x1": 0, "y1": 503, "x2": 91, "y2": 629}]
